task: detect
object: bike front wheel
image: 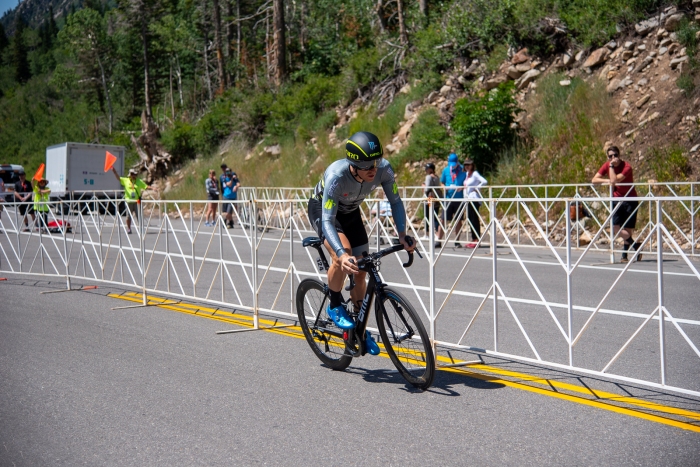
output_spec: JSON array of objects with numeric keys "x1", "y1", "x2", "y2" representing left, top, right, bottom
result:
[
  {"x1": 376, "y1": 288, "x2": 435, "y2": 390},
  {"x1": 296, "y1": 278, "x2": 352, "y2": 371}
]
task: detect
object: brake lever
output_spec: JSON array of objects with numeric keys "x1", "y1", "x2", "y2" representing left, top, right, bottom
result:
[
  {"x1": 402, "y1": 235, "x2": 417, "y2": 268},
  {"x1": 345, "y1": 259, "x2": 356, "y2": 291}
]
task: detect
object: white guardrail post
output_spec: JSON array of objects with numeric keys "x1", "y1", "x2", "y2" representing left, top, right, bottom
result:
[
  {"x1": 491, "y1": 199, "x2": 499, "y2": 352},
  {"x1": 140, "y1": 200, "x2": 147, "y2": 306},
  {"x1": 656, "y1": 199, "x2": 667, "y2": 385},
  {"x1": 565, "y1": 199, "x2": 574, "y2": 367},
  {"x1": 252, "y1": 198, "x2": 259, "y2": 329},
  {"x1": 429, "y1": 197, "x2": 436, "y2": 357},
  {"x1": 289, "y1": 200, "x2": 294, "y2": 315}
]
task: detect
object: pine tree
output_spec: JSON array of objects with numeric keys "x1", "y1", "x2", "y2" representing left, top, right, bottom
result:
[
  {"x1": 12, "y1": 15, "x2": 31, "y2": 83},
  {"x1": 0, "y1": 23, "x2": 9, "y2": 56}
]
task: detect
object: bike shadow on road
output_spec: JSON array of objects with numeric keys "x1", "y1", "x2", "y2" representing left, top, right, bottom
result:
[{"x1": 343, "y1": 365, "x2": 506, "y2": 396}]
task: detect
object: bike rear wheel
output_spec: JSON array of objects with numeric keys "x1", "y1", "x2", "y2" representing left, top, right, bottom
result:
[
  {"x1": 376, "y1": 288, "x2": 435, "y2": 390},
  {"x1": 296, "y1": 278, "x2": 352, "y2": 370}
]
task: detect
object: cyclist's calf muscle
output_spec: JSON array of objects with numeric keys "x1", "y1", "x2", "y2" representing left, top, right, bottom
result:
[{"x1": 324, "y1": 235, "x2": 367, "y2": 308}]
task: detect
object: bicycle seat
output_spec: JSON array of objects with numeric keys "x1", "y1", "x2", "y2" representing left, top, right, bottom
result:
[{"x1": 302, "y1": 236, "x2": 323, "y2": 248}]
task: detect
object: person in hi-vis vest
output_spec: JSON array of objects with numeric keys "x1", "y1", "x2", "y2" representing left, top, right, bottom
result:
[{"x1": 112, "y1": 167, "x2": 149, "y2": 234}]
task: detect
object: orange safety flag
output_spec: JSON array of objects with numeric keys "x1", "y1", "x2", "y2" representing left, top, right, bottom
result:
[
  {"x1": 32, "y1": 163, "x2": 45, "y2": 181},
  {"x1": 104, "y1": 151, "x2": 117, "y2": 172}
]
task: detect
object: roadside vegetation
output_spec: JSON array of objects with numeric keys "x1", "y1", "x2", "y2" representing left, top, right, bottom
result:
[{"x1": 0, "y1": 0, "x2": 688, "y2": 199}]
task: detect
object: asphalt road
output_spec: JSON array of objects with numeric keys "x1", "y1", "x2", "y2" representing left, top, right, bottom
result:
[{"x1": 1, "y1": 278, "x2": 699, "y2": 466}]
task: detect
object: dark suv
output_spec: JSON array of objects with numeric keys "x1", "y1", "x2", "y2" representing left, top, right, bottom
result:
[{"x1": 0, "y1": 164, "x2": 25, "y2": 201}]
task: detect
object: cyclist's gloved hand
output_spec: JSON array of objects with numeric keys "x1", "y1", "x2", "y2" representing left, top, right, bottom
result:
[
  {"x1": 399, "y1": 233, "x2": 416, "y2": 252},
  {"x1": 339, "y1": 253, "x2": 360, "y2": 275}
]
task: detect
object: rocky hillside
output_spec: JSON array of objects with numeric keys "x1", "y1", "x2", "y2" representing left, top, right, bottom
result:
[{"x1": 316, "y1": 3, "x2": 700, "y2": 185}]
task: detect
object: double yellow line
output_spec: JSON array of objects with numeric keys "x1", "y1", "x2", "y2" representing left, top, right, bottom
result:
[{"x1": 107, "y1": 291, "x2": 700, "y2": 433}]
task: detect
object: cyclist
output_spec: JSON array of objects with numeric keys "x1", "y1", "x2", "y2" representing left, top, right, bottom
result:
[{"x1": 308, "y1": 131, "x2": 415, "y2": 354}]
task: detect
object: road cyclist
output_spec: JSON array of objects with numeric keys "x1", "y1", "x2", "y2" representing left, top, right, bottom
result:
[{"x1": 298, "y1": 131, "x2": 435, "y2": 389}]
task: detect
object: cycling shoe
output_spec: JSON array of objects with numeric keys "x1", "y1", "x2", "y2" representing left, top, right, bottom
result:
[
  {"x1": 326, "y1": 304, "x2": 355, "y2": 330},
  {"x1": 365, "y1": 330, "x2": 380, "y2": 355}
]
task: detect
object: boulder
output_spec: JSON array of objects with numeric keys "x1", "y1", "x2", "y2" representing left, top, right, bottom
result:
[
  {"x1": 635, "y1": 18, "x2": 659, "y2": 36},
  {"x1": 575, "y1": 50, "x2": 586, "y2": 62},
  {"x1": 439, "y1": 85, "x2": 452, "y2": 95},
  {"x1": 506, "y1": 66, "x2": 523, "y2": 80},
  {"x1": 562, "y1": 53, "x2": 574, "y2": 67},
  {"x1": 670, "y1": 56, "x2": 689, "y2": 69},
  {"x1": 515, "y1": 69, "x2": 541, "y2": 90},
  {"x1": 636, "y1": 95, "x2": 650, "y2": 108},
  {"x1": 664, "y1": 13, "x2": 685, "y2": 32},
  {"x1": 484, "y1": 75, "x2": 509, "y2": 90},
  {"x1": 583, "y1": 47, "x2": 609, "y2": 68},
  {"x1": 264, "y1": 144, "x2": 282, "y2": 156},
  {"x1": 511, "y1": 48, "x2": 530, "y2": 65},
  {"x1": 607, "y1": 78, "x2": 621, "y2": 93},
  {"x1": 622, "y1": 50, "x2": 634, "y2": 60},
  {"x1": 624, "y1": 41, "x2": 635, "y2": 50},
  {"x1": 515, "y1": 62, "x2": 532, "y2": 73}
]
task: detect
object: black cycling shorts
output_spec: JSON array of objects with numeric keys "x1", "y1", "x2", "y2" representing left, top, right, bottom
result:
[
  {"x1": 308, "y1": 197, "x2": 369, "y2": 257},
  {"x1": 612, "y1": 200, "x2": 638, "y2": 229}
]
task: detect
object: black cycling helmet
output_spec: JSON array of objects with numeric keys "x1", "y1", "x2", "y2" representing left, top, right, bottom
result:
[{"x1": 346, "y1": 131, "x2": 383, "y2": 169}]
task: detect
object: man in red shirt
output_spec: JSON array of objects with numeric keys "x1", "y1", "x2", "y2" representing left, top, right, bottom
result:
[{"x1": 592, "y1": 145, "x2": 641, "y2": 262}]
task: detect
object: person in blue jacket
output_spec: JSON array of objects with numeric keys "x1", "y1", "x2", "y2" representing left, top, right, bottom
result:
[{"x1": 436, "y1": 153, "x2": 467, "y2": 248}]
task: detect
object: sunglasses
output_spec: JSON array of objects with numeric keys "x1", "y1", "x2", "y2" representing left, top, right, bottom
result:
[
  {"x1": 607, "y1": 153, "x2": 619, "y2": 159},
  {"x1": 352, "y1": 161, "x2": 379, "y2": 171}
]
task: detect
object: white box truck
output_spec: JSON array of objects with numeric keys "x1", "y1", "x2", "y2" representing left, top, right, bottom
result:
[{"x1": 45, "y1": 142, "x2": 127, "y2": 213}]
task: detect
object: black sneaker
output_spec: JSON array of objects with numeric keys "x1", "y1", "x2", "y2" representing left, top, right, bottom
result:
[
  {"x1": 455, "y1": 242, "x2": 463, "y2": 248},
  {"x1": 633, "y1": 242, "x2": 643, "y2": 262},
  {"x1": 620, "y1": 256, "x2": 629, "y2": 263},
  {"x1": 434, "y1": 242, "x2": 442, "y2": 248}
]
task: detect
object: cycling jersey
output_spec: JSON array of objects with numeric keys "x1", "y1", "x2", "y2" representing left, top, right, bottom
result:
[{"x1": 313, "y1": 159, "x2": 406, "y2": 257}]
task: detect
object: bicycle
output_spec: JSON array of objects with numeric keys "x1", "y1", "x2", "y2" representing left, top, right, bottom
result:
[{"x1": 296, "y1": 236, "x2": 435, "y2": 390}]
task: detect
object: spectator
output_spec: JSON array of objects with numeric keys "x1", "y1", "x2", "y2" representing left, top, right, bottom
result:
[
  {"x1": 112, "y1": 167, "x2": 148, "y2": 234},
  {"x1": 222, "y1": 167, "x2": 240, "y2": 229},
  {"x1": 14, "y1": 169, "x2": 35, "y2": 232},
  {"x1": 205, "y1": 169, "x2": 220, "y2": 226},
  {"x1": 436, "y1": 153, "x2": 467, "y2": 248},
  {"x1": 371, "y1": 190, "x2": 394, "y2": 244},
  {"x1": 591, "y1": 145, "x2": 641, "y2": 263},
  {"x1": 33, "y1": 178, "x2": 51, "y2": 232},
  {"x1": 421, "y1": 162, "x2": 442, "y2": 240},
  {"x1": 219, "y1": 163, "x2": 229, "y2": 217},
  {"x1": 463, "y1": 158, "x2": 487, "y2": 248}
]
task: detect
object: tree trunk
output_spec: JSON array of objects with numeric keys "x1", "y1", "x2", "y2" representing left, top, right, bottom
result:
[
  {"x1": 203, "y1": 31, "x2": 213, "y2": 100},
  {"x1": 176, "y1": 54, "x2": 183, "y2": 106},
  {"x1": 141, "y1": 17, "x2": 153, "y2": 123},
  {"x1": 375, "y1": 0, "x2": 387, "y2": 33},
  {"x1": 273, "y1": 0, "x2": 286, "y2": 86},
  {"x1": 236, "y1": 0, "x2": 241, "y2": 83},
  {"x1": 420, "y1": 0, "x2": 429, "y2": 23},
  {"x1": 169, "y1": 60, "x2": 175, "y2": 120},
  {"x1": 397, "y1": 0, "x2": 408, "y2": 45},
  {"x1": 96, "y1": 54, "x2": 113, "y2": 134},
  {"x1": 300, "y1": 0, "x2": 306, "y2": 53},
  {"x1": 212, "y1": 0, "x2": 227, "y2": 92},
  {"x1": 226, "y1": 0, "x2": 234, "y2": 84}
]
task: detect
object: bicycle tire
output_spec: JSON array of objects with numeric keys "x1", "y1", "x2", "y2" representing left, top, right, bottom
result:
[
  {"x1": 376, "y1": 287, "x2": 435, "y2": 390},
  {"x1": 296, "y1": 278, "x2": 352, "y2": 371}
]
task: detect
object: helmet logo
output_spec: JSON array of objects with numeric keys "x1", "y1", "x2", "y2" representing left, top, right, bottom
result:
[
  {"x1": 346, "y1": 150, "x2": 359, "y2": 160},
  {"x1": 368, "y1": 141, "x2": 377, "y2": 151}
]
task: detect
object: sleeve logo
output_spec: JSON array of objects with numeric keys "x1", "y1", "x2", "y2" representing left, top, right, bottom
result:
[{"x1": 324, "y1": 199, "x2": 336, "y2": 210}]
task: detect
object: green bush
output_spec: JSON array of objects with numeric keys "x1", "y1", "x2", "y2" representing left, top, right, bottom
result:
[
  {"x1": 161, "y1": 120, "x2": 196, "y2": 161},
  {"x1": 192, "y1": 97, "x2": 234, "y2": 154},
  {"x1": 452, "y1": 82, "x2": 521, "y2": 173},
  {"x1": 647, "y1": 145, "x2": 693, "y2": 182}
]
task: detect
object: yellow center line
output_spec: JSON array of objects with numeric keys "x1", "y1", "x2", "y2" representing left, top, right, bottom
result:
[{"x1": 107, "y1": 292, "x2": 700, "y2": 433}]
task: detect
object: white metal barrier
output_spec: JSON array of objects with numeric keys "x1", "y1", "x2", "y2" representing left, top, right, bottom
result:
[{"x1": 1, "y1": 193, "x2": 698, "y2": 398}]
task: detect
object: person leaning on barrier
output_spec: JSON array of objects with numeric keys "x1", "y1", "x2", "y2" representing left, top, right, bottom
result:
[
  {"x1": 205, "y1": 169, "x2": 220, "y2": 226},
  {"x1": 462, "y1": 158, "x2": 487, "y2": 249},
  {"x1": 222, "y1": 167, "x2": 240, "y2": 229},
  {"x1": 436, "y1": 153, "x2": 467, "y2": 248},
  {"x1": 14, "y1": 169, "x2": 35, "y2": 232},
  {"x1": 112, "y1": 167, "x2": 149, "y2": 235},
  {"x1": 421, "y1": 162, "x2": 442, "y2": 240},
  {"x1": 33, "y1": 178, "x2": 51, "y2": 232},
  {"x1": 591, "y1": 145, "x2": 642, "y2": 263}
]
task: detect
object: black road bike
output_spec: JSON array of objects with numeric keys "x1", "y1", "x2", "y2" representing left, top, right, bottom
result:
[{"x1": 296, "y1": 236, "x2": 435, "y2": 390}]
